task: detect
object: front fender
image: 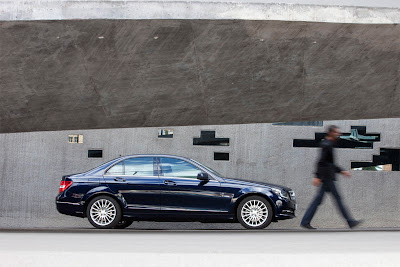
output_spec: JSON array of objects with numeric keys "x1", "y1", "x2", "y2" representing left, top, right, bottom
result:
[{"x1": 232, "y1": 187, "x2": 278, "y2": 214}]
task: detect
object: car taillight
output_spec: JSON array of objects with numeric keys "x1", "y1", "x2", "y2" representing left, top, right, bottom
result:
[{"x1": 59, "y1": 180, "x2": 73, "y2": 193}]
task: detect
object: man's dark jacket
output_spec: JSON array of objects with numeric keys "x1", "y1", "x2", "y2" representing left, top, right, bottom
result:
[{"x1": 315, "y1": 139, "x2": 343, "y2": 181}]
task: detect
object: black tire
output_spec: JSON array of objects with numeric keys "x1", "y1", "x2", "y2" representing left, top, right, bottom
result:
[
  {"x1": 237, "y1": 196, "x2": 273, "y2": 229},
  {"x1": 86, "y1": 196, "x2": 122, "y2": 229},
  {"x1": 113, "y1": 219, "x2": 134, "y2": 229}
]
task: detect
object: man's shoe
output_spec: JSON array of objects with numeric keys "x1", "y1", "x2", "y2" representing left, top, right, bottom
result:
[
  {"x1": 300, "y1": 224, "x2": 316, "y2": 230},
  {"x1": 349, "y1": 220, "x2": 364, "y2": 229}
]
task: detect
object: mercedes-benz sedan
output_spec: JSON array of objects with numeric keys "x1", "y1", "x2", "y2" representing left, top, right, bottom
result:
[{"x1": 56, "y1": 154, "x2": 296, "y2": 229}]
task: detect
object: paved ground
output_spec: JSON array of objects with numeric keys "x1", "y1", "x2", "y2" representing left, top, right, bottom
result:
[{"x1": 1, "y1": 229, "x2": 399, "y2": 267}]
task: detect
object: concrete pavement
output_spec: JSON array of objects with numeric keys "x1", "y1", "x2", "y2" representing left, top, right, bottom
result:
[{"x1": 0, "y1": 230, "x2": 399, "y2": 267}]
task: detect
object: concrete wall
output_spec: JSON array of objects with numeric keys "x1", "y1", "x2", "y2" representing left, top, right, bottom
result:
[
  {"x1": 0, "y1": 118, "x2": 399, "y2": 229},
  {"x1": 2, "y1": 19, "x2": 400, "y2": 133},
  {"x1": 1, "y1": 1, "x2": 399, "y2": 229},
  {"x1": 1, "y1": 0, "x2": 400, "y2": 23}
]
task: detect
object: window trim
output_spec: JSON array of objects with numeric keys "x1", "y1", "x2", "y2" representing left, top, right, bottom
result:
[{"x1": 102, "y1": 155, "x2": 221, "y2": 181}]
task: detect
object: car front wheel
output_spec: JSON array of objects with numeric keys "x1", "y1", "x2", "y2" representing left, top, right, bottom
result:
[
  {"x1": 237, "y1": 196, "x2": 273, "y2": 229},
  {"x1": 87, "y1": 196, "x2": 122, "y2": 229}
]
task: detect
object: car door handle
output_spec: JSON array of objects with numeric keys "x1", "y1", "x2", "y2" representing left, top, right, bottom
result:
[
  {"x1": 164, "y1": 180, "x2": 176, "y2": 186},
  {"x1": 114, "y1": 177, "x2": 126, "y2": 182}
]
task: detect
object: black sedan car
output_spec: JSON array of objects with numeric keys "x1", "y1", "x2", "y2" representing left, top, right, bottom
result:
[{"x1": 56, "y1": 154, "x2": 296, "y2": 229}]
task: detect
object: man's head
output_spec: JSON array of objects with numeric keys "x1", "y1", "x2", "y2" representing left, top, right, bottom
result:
[{"x1": 326, "y1": 125, "x2": 341, "y2": 140}]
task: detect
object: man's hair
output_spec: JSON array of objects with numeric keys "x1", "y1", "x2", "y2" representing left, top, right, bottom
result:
[{"x1": 327, "y1": 125, "x2": 339, "y2": 133}]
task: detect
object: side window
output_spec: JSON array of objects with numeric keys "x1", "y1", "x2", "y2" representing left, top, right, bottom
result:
[
  {"x1": 106, "y1": 157, "x2": 155, "y2": 176},
  {"x1": 124, "y1": 157, "x2": 155, "y2": 176},
  {"x1": 159, "y1": 157, "x2": 201, "y2": 178},
  {"x1": 106, "y1": 161, "x2": 124, "y2": 175}
]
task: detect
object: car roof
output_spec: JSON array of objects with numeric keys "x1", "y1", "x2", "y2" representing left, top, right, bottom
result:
[{"x1": 118, "y1": 154, "x2": 192, "y2": 160}]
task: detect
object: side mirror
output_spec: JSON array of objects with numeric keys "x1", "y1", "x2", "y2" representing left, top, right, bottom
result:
[{"x1": 197, "y1": 172, "x2": 209, "y2": 181}]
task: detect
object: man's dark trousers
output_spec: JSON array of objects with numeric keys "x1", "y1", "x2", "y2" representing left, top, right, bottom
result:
[{"x1": 301, "y1": 180, "x2": 354, "y2": 226}]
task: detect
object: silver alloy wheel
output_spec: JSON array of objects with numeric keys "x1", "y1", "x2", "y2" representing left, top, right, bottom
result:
[
  {"x1": 90, "y1": 199, "x2": 117, "y2": 226},
  {"x1": 240, "y1": 199, "x2": 268, "y2": 227}
]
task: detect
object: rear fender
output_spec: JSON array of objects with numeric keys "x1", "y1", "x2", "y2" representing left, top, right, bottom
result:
[{"x1": 81, "y1": 187, "x2": 127, "y2": 213}]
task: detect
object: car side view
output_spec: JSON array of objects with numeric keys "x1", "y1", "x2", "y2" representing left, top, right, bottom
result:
[{"x1": 56, "y1": 155, "x2": 296, "y2": 229}]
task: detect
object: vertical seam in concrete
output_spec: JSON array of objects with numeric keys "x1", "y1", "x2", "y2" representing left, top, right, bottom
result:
[
  {"x1": 389, "y1": 41, "x2": 400, "y2": 118},
  {"x1": 189, "y1": 21, "x2": 209, "y2": 122},
  {"x1": 300, "y1": 23, "x2": 308, "y2": 122}
]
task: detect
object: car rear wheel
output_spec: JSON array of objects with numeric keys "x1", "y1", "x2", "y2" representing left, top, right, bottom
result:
[
  {"x1": 237, "y1": 196, "x2": 273, "y2": 229},
  {"x1": 114, "y1": 219, "x2": 134, "y2": 229},
  {"x1": 87, "y1": 196, "x2": 122, "y2": 229}
]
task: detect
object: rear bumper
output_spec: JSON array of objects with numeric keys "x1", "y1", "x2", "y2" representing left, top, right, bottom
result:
[{"x1": 56, "y1": 197, "x2": 85, "y2": 218}]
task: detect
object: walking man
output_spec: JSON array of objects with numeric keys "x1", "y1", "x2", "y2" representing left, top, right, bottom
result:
[{"x1": 300, "y1": 125, "x2": 362, "y2": 229}]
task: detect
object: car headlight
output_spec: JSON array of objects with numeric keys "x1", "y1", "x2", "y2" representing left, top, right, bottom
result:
[
  {"x1": 289, "y1": 190, "x2": 296, "y2": 200},
  {"x1": 271, "y1": 188, "x2": 289, "y2": 199}
]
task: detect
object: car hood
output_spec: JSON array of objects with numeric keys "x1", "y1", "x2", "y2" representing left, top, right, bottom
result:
[{"x1": 221, "y1": 177, "x2": 292, "y2": 191}]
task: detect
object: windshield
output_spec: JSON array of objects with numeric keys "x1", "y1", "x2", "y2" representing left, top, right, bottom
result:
[{"x1": 191, "y1": 159, "x2": 223, "y2": 177}]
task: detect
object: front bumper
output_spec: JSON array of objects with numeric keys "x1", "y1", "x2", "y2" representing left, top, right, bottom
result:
[
  {"x1": 275, "y1": 198, "x2": 296, "y2": 220},
  {"x1": 276, "y1": 209, "x2": 296, "y2": 220}
]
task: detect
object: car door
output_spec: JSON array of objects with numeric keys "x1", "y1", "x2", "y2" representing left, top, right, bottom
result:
[
  {"x1": 103, "y1": 156, "x2": 161, "y2": 214},
  {"x1": 158, "y1": 156, "x2": 229, "y2": 217}
]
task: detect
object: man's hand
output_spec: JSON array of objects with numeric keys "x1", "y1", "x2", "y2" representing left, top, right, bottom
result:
[
  {"x1": 340, "y1": 171, "x2": 352, "y2": 178},
  {"x1": 313, "y1": 178, "x2": 322, "y2": 187}
]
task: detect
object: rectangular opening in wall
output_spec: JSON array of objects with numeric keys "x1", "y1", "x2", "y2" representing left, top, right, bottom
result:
[
  {"x1": 293, "y1": 126, "x2": 380, "y2": 149},
  {"x1": 158, "y1": 129, "x2": 174, "y2": 138},
  {"x1": 68, "y1": 134, "x2": 83, "y2": 143},
  {"x1": 193, "y1": 131, "x2": 229, "y2": 146},
  {"x1": 351, "y1": 148, "x2": 400, "y2": 171},
  {"x1": 88, "y1": 150, "x2": 103, "y2": 158},
  {"x1": 214, "y1": 152, "x2": 229, "y2": 161},
  {"x1": 273, "y1": 121, "x2": 323, "y2": 126}
]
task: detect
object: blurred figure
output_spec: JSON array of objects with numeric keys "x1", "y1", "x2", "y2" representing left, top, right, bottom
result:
[{"x1": 300, "y1": 125, "x2": 362, "y2": 230}]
